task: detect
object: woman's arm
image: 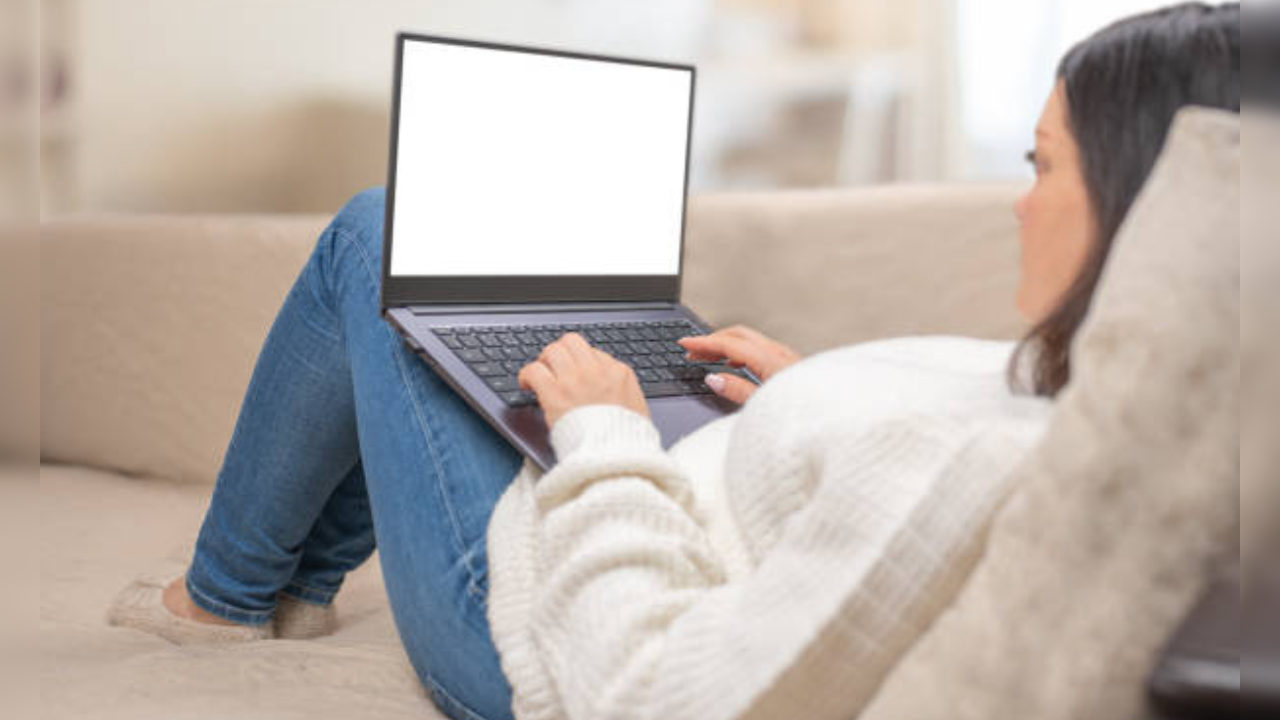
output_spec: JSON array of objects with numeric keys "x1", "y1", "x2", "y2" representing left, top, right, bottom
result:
[{"x1": 488, "y1": 401, "x2": 1022, "y2": 720}]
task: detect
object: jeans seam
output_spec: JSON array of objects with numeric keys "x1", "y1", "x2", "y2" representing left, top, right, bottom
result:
[
  {"x1": 186, "y1": 573, "x2": 274, "y2": 625},
  {"x1": 302, "y1": 229, "x2": 343, "y2": 341},
  {"x1": 333, "y1": 225, "x2": 486, "y2": 598},
  {"x1": 280, "y1": 582, "x2": 336, "y2": 605},
  {"x1": 282, "y1": 578, "x2": 333, "y2": 595},
  {"x1": 424, "y1": 673, "x2": 495, "y2": 720}
]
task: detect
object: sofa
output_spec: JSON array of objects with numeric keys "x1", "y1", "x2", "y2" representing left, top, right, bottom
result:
[{"x1": 37, "y1": 106, "x2": 1238, "y2": 720}]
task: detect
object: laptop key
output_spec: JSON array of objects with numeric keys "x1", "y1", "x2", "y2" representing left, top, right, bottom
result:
[
  {"x1": 457, "y1": 348, "x2": 486, "y2": 363},
  {"x1": 640, "y1": 380, "x2": 688, "y2": 398},
  {"x1": 668, "y1": 366, "x2": 694, "y2": 380},
  {"x1": 484, "y1": 375, "x2": 519, "y2": 392},
  {"x1": 499, "y1": 390, "x2": 537, "y2": 406},
  {"x1": 471, "y1": 362, "x2": 505, "y2": 377},
  {"x1": 679, "y1": 380, "x2": 712, "y2": 394}
]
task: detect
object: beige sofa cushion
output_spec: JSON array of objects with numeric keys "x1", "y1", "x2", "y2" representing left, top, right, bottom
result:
[
  {"x1": 39, "y1": 464, "x2": 446, "y2": 720},
  {"x1": 41, "y1": 216, "x2": 326, "y2": 485},
  {"x1": 861, "y1": 108, "x2": 1240, "y2": 720},
  {"x1": 684, "y1": 183, "x2": 1025, "y2": 355}
]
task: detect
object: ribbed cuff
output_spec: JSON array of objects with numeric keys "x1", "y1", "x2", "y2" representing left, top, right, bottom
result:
[{"x1": 548, "y1": 404, "x2": 663, "y2": 460}]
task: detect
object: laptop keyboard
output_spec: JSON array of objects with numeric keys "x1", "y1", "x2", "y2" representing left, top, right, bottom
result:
[{"x1": 431, "y1": 319, "x2": 752, "y2": 406}]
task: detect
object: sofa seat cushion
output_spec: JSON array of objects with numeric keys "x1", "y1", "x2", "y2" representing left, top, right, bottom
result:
[{"x1": 40, "y1": 464, "x2": 446, "y2": 720}]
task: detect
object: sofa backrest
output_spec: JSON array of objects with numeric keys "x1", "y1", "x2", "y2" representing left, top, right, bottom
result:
[
  {"x1": 41, "y1": 215, "x2": 326, "y2": 485},
  {"x1": 40, "y1": 185, "x2": 1023, "y2": 484},
  {"x1": 683, "y1": 184, "x2": 1025, "y2": 355}
]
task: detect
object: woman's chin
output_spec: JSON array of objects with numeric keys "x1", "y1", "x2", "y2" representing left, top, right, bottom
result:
[{"x1": 1014, "y1": 289, "x2": 1036, "y2": 325}]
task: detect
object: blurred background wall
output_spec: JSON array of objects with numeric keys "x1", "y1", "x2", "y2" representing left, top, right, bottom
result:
[
  {"x1": 1, "y1": 0, "x2": 37, "y2": 222},
  {"x1": 33, "y1": 0, "x2": 1171, "y2": 216}
]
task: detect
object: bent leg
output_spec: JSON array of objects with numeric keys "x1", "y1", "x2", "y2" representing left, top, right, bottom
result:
[
  {"x1": 281, "y1": 461, "x2": 377, "y2": 605},
  {"x1": 187, "y1": 187, "x2": 522, "y2": 720},
  {"x1": 319, "y1": 189, "x2": 523, "y2": 720},
  {"x1": 186, "y1": 232, "x2": 367, "y2": 626}
]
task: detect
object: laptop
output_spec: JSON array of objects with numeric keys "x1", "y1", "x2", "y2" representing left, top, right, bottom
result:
[{"x1": 380, "y1": 33, "x2": 759, "y2": 471}]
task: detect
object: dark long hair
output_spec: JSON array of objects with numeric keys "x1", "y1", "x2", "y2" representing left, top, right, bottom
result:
[{"x1": 1011, "y1": 2, "x2": 1240, "y2": 397}]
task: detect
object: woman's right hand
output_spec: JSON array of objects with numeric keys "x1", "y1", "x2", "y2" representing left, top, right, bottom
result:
[{"x1": 677, "y1": 325, "x2": 802, "y2": 405}]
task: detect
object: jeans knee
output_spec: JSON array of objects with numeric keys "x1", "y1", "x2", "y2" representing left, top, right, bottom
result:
[
  {"x1": 330, "y1": 187, "x2": 386, "y2": 254},
  {"x1": 320, "y1": 187, "x2": 387, "y2": 283}
]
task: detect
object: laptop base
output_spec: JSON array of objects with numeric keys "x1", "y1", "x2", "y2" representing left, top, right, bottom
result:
[{"x1": 385, "y1": 303, "x2": 751, "y2": 471}]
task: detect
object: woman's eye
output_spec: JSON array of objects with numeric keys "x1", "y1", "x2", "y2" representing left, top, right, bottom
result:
[{"x1": 1025, "y1": 149, "x2": 1048, "y2": 176}]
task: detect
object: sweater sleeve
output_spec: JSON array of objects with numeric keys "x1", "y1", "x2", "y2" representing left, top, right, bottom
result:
[{"x1": 486, "y1": 403, "x2": 1029, "y2": 720}]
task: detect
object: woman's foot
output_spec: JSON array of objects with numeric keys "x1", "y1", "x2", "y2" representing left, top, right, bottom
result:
[
  {"x1": 105, "y1": 573, "x2": 274, "y2": 645},
  {"x1": 162, "y1": 576, "x2": 340, "y2": 639},
  {"x1": 161, "y1": 576, "x2": 242, "y2": 626}
]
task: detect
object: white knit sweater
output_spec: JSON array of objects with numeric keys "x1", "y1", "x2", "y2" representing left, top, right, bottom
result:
[{"x1": 486, "y1": 337, "x2": 1052, "y2": 720}]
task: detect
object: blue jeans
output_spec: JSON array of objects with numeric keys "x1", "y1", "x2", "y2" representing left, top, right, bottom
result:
[{"x1": 186, "y1": 188, "x2": 522, "y2": 720}]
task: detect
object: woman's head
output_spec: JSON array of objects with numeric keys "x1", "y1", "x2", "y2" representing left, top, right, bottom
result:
[{"x1": 1012, "y1": 2, "x2": 1240, "y2": 396}]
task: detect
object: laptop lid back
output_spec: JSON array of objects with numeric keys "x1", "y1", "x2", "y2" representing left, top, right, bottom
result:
[{"x1": 383, "y1": 34, "x2": 695, "y2": 309}]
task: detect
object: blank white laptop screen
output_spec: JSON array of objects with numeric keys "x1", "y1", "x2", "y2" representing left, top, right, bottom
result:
[{"x1": 389, "y1": 39, "x2": 693, "y2": 277}]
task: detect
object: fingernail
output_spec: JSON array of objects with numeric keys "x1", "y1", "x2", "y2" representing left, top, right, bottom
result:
[{"x1": 704, "y1": 373, "x2": 726, "y2": 393}]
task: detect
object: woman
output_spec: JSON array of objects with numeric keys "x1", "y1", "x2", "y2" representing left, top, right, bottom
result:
[{"x1": 108, "y1": 4, "x2": 1240, "y2": 720}]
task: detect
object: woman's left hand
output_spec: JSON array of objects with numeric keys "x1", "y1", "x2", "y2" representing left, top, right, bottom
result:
[
  {"x1": 518, "y1": 332, "x2": 650, "y2": 429},
  {"x1": 677, "y1": 324, "x2": 802, "y2": 404}
]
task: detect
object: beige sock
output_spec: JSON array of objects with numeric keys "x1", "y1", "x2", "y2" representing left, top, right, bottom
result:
[
  {"x1": 273, "y1": 593, "x2": 338, "y2": 640},
  {"x1": 105, "y1": 576, "x2": 273, "y2": 645}
]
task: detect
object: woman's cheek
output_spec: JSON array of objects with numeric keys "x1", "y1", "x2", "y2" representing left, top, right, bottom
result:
[{"x1": 1016, "y1": 197, "x2": 1047, "y2": 319}]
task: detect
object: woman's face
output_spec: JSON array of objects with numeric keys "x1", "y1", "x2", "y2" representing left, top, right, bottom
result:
[{"x1": 1014, "y1": 81, "x2": 1097, "y2": 323}]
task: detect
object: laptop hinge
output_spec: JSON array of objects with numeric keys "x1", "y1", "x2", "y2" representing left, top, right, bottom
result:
[{"x1": 403, "y1": 301, "x2": 679, "y2": 316}]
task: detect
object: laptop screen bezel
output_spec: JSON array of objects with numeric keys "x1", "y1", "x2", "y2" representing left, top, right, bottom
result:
[{"x1": 381, "y1": 33, "x2": 694, "y2": 309}]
